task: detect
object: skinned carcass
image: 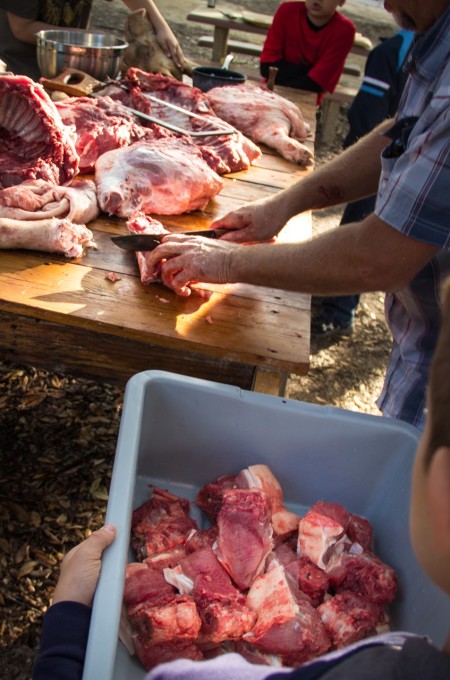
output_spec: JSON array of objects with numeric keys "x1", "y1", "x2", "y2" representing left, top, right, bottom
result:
[
  {"x1": 95, "y1": 138, "x2": 224, "y2": 217},
  {"x1": 0, "y1": 74, "x2": 79, "y2": 188},
  {"x1": 55, "y1": 95, "x2": 171, "y2": 173},
  {"x1": 102, "y1": 69, "x2": 262, "y2": 175},
  {"x1": 206, "y1": 83, "x2": 313, "y2": 166}
]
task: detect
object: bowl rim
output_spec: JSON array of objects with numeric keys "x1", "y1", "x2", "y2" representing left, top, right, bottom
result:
[{"x1": 35, "y1": 28, "x2": 128, "y2": 50}]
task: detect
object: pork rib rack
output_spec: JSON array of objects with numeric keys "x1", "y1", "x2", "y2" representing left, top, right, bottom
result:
[{"x1": 0, "y1": 74, "x2": 79, "y2": 188}]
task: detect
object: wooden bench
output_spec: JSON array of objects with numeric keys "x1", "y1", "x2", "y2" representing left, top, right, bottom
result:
[{"x1": 197, "y1": 35, "x2": 362, "y2": 77}]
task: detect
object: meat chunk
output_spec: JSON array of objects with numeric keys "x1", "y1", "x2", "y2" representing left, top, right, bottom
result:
[
  {"x1": 125, "y1": 212, "x2": 169, "y2": 285},
  {"x1": 0, "y1": 216, "x2": 94, "y2": 257},
  {"x1": 124, "y1": 563, "x2": 175, "y2": 606},
  {"x1": 0, "y1": 74, "x2": 79, "y2": 188},
  {"x1": 131, "y1": 487, "x2": 198, "y2": 561},
  {"x1": 95, "y1": 138, "x2": 223, "y2": 217},
  {"x1": 206, "y1": 83, "x2": 313, "y2": 166},
  {"x1": 55, "y1": 95, "x2": 168, "y2": 173},
  {"x1": 326, "y1": 545, "x2": 397, "y2": 604},
  {"x1": 245, "y1": 563, "x2": 331, "y2": 665},
  {"x1": 215, "y1": 488, "x2": 273, "y2": 590},
  {"x1": 317, "y1": 591, "x2": 384, "y2": 648},
  {"x1": 195, "y1": 474, "x2": 238, "y2": 520}
]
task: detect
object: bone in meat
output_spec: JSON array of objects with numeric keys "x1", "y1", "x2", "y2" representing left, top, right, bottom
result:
[
  {"x1": 0, "y1": 74, "x2": 79, "y2": 188},
  {"x1": 206, "y1": 83, "x2": 313, "y2": 166},
  {"x1": 95, "y1": 138, "x2": 223, "y2": 217}
]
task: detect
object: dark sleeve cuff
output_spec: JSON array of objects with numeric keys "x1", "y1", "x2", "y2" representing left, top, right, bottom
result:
[{"x1": 33, "y1": 602, "x2": 92, "y2": 680}]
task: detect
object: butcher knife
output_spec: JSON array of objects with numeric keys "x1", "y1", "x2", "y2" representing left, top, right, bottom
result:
[{"x1": 111, "y1": 228, "x2": 231, "y2": 251}]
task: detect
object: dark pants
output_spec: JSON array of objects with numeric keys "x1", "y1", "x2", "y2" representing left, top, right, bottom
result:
[{"x1": 316, "y1": 195, "x2": 376, "y2": 326}]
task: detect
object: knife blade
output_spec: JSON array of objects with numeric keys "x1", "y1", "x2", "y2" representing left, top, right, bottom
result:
[{"x1": 111, "y1": 228, "x2": 231, "y2": 252}]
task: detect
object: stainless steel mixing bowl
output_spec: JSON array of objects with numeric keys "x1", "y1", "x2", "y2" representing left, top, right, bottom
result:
[{"x1": 36, "y1": 29, "x2": 128, "y2": 81}]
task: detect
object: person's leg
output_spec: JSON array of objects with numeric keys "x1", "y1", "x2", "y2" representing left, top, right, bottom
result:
[{"x1": 311, "y1": 197, "x2": 376, "y2": 338}]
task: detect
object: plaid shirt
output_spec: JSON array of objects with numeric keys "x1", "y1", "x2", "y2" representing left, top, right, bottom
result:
[{"x1": 375, "y1": 6, "x2": 450, "y2": 429}]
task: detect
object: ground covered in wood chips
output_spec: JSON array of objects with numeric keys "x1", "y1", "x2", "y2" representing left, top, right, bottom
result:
[{"x1": 1, "y1": 2, "x2": 396, "y2": 678}]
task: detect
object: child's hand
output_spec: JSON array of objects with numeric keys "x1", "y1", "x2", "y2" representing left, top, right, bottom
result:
[{"x1": 52, "y1": 524, "x2": 116, "y2": 607}]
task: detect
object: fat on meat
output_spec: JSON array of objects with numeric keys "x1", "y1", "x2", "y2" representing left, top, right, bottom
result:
[
  {"x1": 95, "y1": 138, "x2": 224, "y2": 217},
  {"x1": 214, "y1": 488, "x2": 273, "y2": 590},
  {"x1": 206, "y1": 83, "x2": 313, "y2": 166},
  {"x1": 55, "y1": 95, "x2": 171, "y2": 173},
  {"x1": 244, "y1": 562, "x2": 331, "y2": 665},
  {"x1": 0, "y1": 216, "x2": 94, "y2": 257},
  {"x1": 165, "y1": 546, "x2": 256, "y2": 645},
  {"x1": 103, "y1": 69, "x2": 262, "y2": 175},
  {"x1": 317, "y1": 591, "x2": 385, "y2": 648},
  {"x1": 0, "y1": 74, "x2": 79, "y2": 188},
  {"x1": 0, "y1": 179, "x2": 99, "y2": 224}
]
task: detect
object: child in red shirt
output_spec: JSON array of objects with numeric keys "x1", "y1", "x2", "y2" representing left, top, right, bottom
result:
[{"x1": 260, "y1": 0, "x2": 355, "y2": 99}]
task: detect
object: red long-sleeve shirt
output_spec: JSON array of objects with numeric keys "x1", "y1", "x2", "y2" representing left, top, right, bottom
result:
[{"x1": 260, "y1": 2, "x2": 355, "y2": 94}]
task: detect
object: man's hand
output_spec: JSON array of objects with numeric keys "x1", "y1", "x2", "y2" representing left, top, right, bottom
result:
[
  {"x1": 211, "y1": 196, "x2": 288, "y2": 243},
  {"x1": 147, "y1": 234, "x2": 240, "y2": 296},
  {"x1": 52, "y1": 524, "x2": 116, "y2": 607}
]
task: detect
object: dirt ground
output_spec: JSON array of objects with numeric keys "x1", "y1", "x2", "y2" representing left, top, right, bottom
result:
[{"x1": 0, "y1": 2, "x2": 398, "y2": 678}]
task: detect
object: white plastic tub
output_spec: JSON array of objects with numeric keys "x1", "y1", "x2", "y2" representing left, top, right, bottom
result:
[{"x1": 82, "y1": 370, "x2": 449, "y2": 680}]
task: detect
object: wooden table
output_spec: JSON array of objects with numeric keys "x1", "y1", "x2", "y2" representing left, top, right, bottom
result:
[
  {"x1": 187, "y1": 5, "x2": 372, "y2": 63},
  {"x1": 0, "y1": 87, "x2": 316, "y2": 396}
]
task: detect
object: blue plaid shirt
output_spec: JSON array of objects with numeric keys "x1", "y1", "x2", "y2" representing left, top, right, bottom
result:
[{"x1": 374, "y1": 7, "x2": 450, "y2": 429}]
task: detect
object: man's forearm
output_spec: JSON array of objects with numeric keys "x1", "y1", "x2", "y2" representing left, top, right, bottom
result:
[
  {"x1": 6, "y1": 14, "x2": 53, "y2": 44},
  {"x1": 228, "y1": 214, "x2": 437, "y2": 294},
  {"x1": 271, "y1": 122, "x2": 392, "y2": 224}
]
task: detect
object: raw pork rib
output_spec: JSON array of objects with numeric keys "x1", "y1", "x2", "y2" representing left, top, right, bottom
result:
[
  {"x1": 206, "y1": 83, "x2": 313, "y2": 166},
  {"x1": 103, "y1": 69, "x2": 262, "y2": 175},
  {"x1": 55, "y1": 95, "x2": 171, "y2": 173},
  {"x1": 96, "y1": 137, "x2": 223, "y2": 217},
  {"x1": 0, "y1": 74, "x2": 79, "y2": 188}
]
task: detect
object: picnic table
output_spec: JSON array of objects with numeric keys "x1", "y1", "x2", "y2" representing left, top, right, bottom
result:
[{"x1": 0, "y1": 86, "x2": 317, "y2": 397}]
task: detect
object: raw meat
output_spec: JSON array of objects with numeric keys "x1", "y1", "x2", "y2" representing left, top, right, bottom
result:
[
  {"x1": 317, "y1": 591, "x2": 384, "y2": 648},
  {"x1": 125, "y1": 212, "x2": 169, "y2": 285},
  {"x1": 206, "y1": 83, "x2": 313, "y2": 166},
  {"x1": 244, "y1": 562, "x2": 331, "y2": 665},
  {"x1": 55, "y1": 95, "x2": 169, "y2": 173},
  {"x1": 95, "y1": 138, "x2": 223, "y2": 217},
  {"x1": 165, "y1": 546, "x2": 256, "y2": 645},
  {"x1": 0, "y1": 179, "x2": 99, "y2": 224},
  {"x1": 0, "y1": 216, "x2": 94, "y2": 257},
  {"x1": 0, "y1": 74, "x2": 79, "y2": 188},
  {"x1": 125, "y1": 469, "x2": 398, "y2": 671},
  {"x1": 131, "y1": 487, "x2": 198, "y2": 561},
  {"x1": 104, "y1": 69, "x2": 262, "y2": 175},
  {"x1": 214, "y1": 488, "x2": 273, "y2": 590}
]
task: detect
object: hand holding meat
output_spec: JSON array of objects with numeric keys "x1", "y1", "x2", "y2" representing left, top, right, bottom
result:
[
  {"x1": 52, "y1": 524, "x2": 116, "y2": 607},
  {"x1": 149, "y1": 235, "x2": 240, "y2": 296}
]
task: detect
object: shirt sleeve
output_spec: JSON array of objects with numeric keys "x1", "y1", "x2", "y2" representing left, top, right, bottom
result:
[
  {"x1": 32, "y1": 601, "x2": 91, "y2": 680},
  {"x1": 376, "y1": 102, "x2": 450, "y2": 249}
]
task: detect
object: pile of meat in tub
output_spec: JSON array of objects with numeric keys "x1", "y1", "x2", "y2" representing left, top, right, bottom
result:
[{"x1": 121, "y1": 465, "x2": 397, "y2": 670}]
